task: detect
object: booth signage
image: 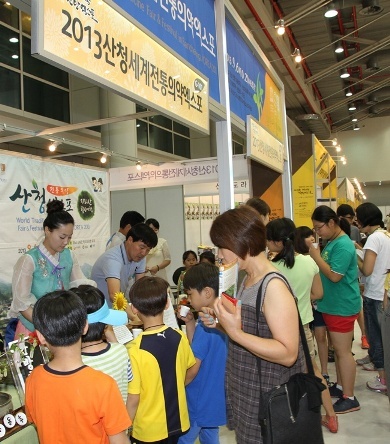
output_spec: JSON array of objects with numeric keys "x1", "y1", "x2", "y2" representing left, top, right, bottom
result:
[
  {"x1": 109, "y1": 156, "x2": 249, "y2": 191},
  {"x1": 31, "y1": 0, "x2": 209, "y2": 134},
  {"x1": 109, "y1": 0, "x2": 220, "y2": 103},
  {"x1": 246, "y1": 117, "x2": 284, "y2": 173},
  {"x1": 0, "y1": 151, "x2": 110, "y2": 327}
]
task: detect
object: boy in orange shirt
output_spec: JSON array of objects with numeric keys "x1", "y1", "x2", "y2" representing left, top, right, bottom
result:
[{"x1": 25, "y1": 289, "x2": 131, "y2": 444}]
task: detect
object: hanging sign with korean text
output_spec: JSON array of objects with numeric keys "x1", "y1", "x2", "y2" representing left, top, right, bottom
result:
[{"x1": 31, "y1": 0, "x2": 209, "y2": 134}]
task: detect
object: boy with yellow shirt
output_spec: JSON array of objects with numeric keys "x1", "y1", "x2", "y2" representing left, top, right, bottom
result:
[{"x1": 127, "y1": 277, "x2": 197, "y2": 444}]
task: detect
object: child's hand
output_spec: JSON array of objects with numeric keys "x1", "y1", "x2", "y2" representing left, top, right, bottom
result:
[
  {"x1": 198, "y1": 306, "x2": 217, "y2": 328},
  {"x1": 176, "y1": 307, "x2": 195, "y2": 323},
  {"x1": 104, "y1": 325, "x2": 117, "y2": 343}
]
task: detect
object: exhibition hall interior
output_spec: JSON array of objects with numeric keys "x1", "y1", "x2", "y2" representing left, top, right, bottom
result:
[{"x1": 0, "y1": 0, "x2": 389, "y2": 443}]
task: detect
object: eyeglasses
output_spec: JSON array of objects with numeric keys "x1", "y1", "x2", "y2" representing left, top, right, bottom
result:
[{"x1": 313, "y1": 223, "x2": 326, "y2": 232}]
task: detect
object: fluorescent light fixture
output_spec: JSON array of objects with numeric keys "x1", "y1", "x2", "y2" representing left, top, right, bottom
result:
[
  {"x1": 348, "y1": 103, "x2": 357, "y2": 111},
  {"x1": 276, "y1": 19, "x2": 285, "y2": 36},
  {"x1": 340, "y1": 68, "x2": 350, "y2": 78},
  {"x1": 324, "y1": 3, "x2": 338, "y2": 18}
]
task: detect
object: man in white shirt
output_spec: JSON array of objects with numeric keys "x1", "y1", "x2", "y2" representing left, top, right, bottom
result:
[{"x1": 106, "y1": 211, "x2": 144, "y2": 250}]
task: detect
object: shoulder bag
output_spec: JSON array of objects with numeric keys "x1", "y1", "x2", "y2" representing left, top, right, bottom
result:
[{"x1": 256, "y1": 272, "x2": 325, "y2": 444}]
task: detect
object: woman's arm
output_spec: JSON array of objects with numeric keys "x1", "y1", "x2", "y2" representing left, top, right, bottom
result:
[
  {"x1": 359, "y1": 249, "x2": 377, "y2": 277},
  {"x1": 214, "y1": 279, "x2": 299, "y2": 367},
  {"x1": 11, "y1": 255, "x2": 37, "y2": 320},
  {"x1": 310, "y1": 273, "x2": 323, "y2": 300}
]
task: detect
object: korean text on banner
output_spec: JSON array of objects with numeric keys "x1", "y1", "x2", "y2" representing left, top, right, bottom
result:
[{"x1": 31, "y1": 0, "x2": 209, "y2": 134}]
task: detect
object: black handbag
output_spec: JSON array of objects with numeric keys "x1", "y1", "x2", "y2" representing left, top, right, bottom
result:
[{"x1": 255, "y1": 272, "x2": 326, "y2": 444}]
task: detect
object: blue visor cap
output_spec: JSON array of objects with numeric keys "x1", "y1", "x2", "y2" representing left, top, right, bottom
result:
[{"x1": 87, "y1": 300, "x2": 127, "y2": 326}]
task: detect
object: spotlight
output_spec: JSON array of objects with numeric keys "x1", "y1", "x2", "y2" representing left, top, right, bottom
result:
[
  {"x1": 348, "y1": 103, "x2": 357, "y2": 111},
  {"x1": 324, "y1": 2, "x2": 338, "y2": 18},
  {"x1": 340, "y1": 68, "x2": 350, "y2": 78},
  {"x1": 351, "y1": 117, "x2": 358, "y2": 122},
  {"x1": 136, "y1": 161, "x2": 142, "y2": 171},
  {"x1": 100, "y1": 154, "x2": 107, "y2": 164},
  {"x1": 345, "y1": 88, "x2": 353, "y2": 97},
  {"x1": 48, "y1": 141, "x2": 59, "y2": 152},
  {"x1": 292, "y1": 48, "x2": 302, "y2": 63},
  {"x1": 332, "y1": 138, "x2": 337, "y2": 146},
  {"x1": 276, "y1": 19, "x2": 285, "y2": 36},
  {"x1": 335, "y1": 42, "x2": 344, "y2": 53},
  {"x1": 353, "y1": 123, "x2": 360, "y2": 130},
  {"x1": 340, "y1": 156, "x2": 346, "y2": 162},
  {"x1": 379, "y1": 181, "x2": 382, "y2": 186},
  {"x1": 336, "y1": 145, "x2": 341, "y2": 152}
]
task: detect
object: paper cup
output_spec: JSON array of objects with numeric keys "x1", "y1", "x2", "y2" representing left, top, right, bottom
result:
[
  {"x1": 312, "y1": 242, "x2": 319, "y2": 249},
  {"x1": 132, "y1": 328, "x2": 143, "y2": 339},
  {"x1": 179, "y1": 305, "x2": 191, "y2": 317}
]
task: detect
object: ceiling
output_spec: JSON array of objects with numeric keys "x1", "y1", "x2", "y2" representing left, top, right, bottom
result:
[{"x1": 229, "y1": 0, "x2": 390, "y2": 140}]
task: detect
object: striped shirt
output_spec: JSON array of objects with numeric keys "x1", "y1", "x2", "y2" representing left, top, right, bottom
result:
[{"x1": 82, "y1": 342, "x2": 132, "y2": 403}]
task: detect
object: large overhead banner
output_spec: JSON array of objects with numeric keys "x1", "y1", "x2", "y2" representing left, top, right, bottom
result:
[
  {"x1": 110, "y1": 0, "x2": 220, "y2": 103},
  {"x1": 31, "y1": 0, "x2": 209, "y2": 134},
  {"x1": 0, "y1": 152, "x2": 109, "y2": 322}
]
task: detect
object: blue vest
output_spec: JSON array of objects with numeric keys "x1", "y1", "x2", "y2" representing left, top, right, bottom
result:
[{"x1": 19, "y1": 247, "x2": 73, "y2": 331}]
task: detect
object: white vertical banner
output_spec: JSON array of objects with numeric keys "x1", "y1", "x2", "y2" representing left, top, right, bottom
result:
[{"x1": 0, "y1": 152, "x2": 110, "y2": 321}]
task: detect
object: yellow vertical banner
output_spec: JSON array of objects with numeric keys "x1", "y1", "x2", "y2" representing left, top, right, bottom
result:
[{"x1": 290, "y1": 135, "x2": 316, "y2": 228}]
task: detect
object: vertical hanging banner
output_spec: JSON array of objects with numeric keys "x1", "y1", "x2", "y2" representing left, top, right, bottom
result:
[
  {"x1": 0, "y1": 152, "x2": 109, "y2": 321},
  {"x1": 31, "y1": 0, "x2": 209, "y2": 134},
  {"x1": 226, "y1": 18, "x2": 283, "y2": 141}
]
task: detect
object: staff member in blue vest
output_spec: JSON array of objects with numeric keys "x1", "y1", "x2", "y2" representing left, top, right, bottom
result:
[{"x1": 9, "y1": 200, "x2": 96, "y2": 338}]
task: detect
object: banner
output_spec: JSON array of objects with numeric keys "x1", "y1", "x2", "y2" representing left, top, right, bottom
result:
[
  {"x1": 226, "y1": 18, "x2": 283, "y2": 141},
  {"x1": 32, "y1": 0, "x2": 209, "y2": 134},
  {"x1": 0, "y1": 152, "x2": 110, "y2": 323},
  {"x1": 109, "y1": 155, "x2": 249, "y2": 191},
  {"x1": 110, "y1": 0, "x2": 220, "y2": 103}
]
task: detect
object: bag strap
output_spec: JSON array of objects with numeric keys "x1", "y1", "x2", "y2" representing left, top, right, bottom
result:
[{"x1": 255, "y1": 272, "x2": 315, "y2": 399}]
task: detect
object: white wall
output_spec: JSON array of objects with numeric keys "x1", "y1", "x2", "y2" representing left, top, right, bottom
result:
[{"x1": 332, "y1": 115, "x2": 390, "y2": 206}]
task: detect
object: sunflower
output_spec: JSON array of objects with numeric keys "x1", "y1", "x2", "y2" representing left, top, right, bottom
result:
[{"x1": 113, "y1": 292, "x2": 128, "y2": 311}]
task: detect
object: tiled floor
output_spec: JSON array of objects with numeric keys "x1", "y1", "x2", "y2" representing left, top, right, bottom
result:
[{"x1": 209, "y1": 324, "x2": 390, "y2": 443}]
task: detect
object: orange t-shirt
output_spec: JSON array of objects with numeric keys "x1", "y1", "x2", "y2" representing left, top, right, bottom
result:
[{"x1": 26, "y1": 364, "x2": 131, "y2": 444}]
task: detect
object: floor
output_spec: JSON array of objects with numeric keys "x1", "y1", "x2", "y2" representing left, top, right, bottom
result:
[{"x1": 205, "y1": 323, "x2": 390, "y2": 443}]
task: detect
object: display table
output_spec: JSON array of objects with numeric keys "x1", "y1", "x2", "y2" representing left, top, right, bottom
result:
[{"x1": 0, "y1": 384, "x2": 38, "y2": 443}]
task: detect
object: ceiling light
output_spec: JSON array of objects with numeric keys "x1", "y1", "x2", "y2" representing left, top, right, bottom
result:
[
  {"x1": 324, "y1": 3, "x2": 338, "y2": 18},
  {"x1": 332, "y1": 138, "x2": 337, "y2": 146},
  {"x1": 334, "y1": 42, "x2": 344, "y2": 53},
  {"x1": 345, "y1": 88, "x2": 353, "y2": 97},
  {"x1": 336, "y1": 145, "x2": 341, "y2": 152},
  {"x1": 348, "y1": 103, "x2": 356, "y2": 111},
  {"x1": 340, "y1": 68, "x2": 350, "y2": 78},
  {"x1": 11, "y1": 54, "x2": 19, "y2": 59},
  {"x1": 353, "y1": 123, "x2": 360, "y2": 130},
  {"x1": 276, "y1": 19, "x2": 285, "y2": 36},
  {"x1": 9, "y1": 37, "x2": 18, "y2": 43},
  {"x1": 136, "y1": 161, "x2": 142, "y2": 171},
  {"x1": 100, "y1": 154, "x2": 107, "y2": 164},
  {"x1": 48, "y1": 141, "x2": 59, "y2": 152},
  {"x1": 351, "y1": 117, "x2": 358, "y2": 122},
  {"x1": 363, "y1": 182, "x2": 366, "y2": 186},
  {"x1": 340, "y1": 156, "x2": 346, "y2": 162},
  {"x1": 379, "y1": 181, "x2": 382, "y2": 186},
  {"x1": 292, "y1": 48, "x2": 302, "y2": 63}
]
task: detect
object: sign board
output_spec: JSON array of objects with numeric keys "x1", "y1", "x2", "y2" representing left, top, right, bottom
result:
[
  {"x1": 110, "y1": 0, "x2": 220, "y2": 103},
  {"x1": 246, "y1": 116, "x2": 284, "y2": 173},
  {"x1": 31, "y1": 0, "x2": 209, "y2": 134},
  {"x1": 109, "y1": 155, "x2": 249, "y2": 191}
]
